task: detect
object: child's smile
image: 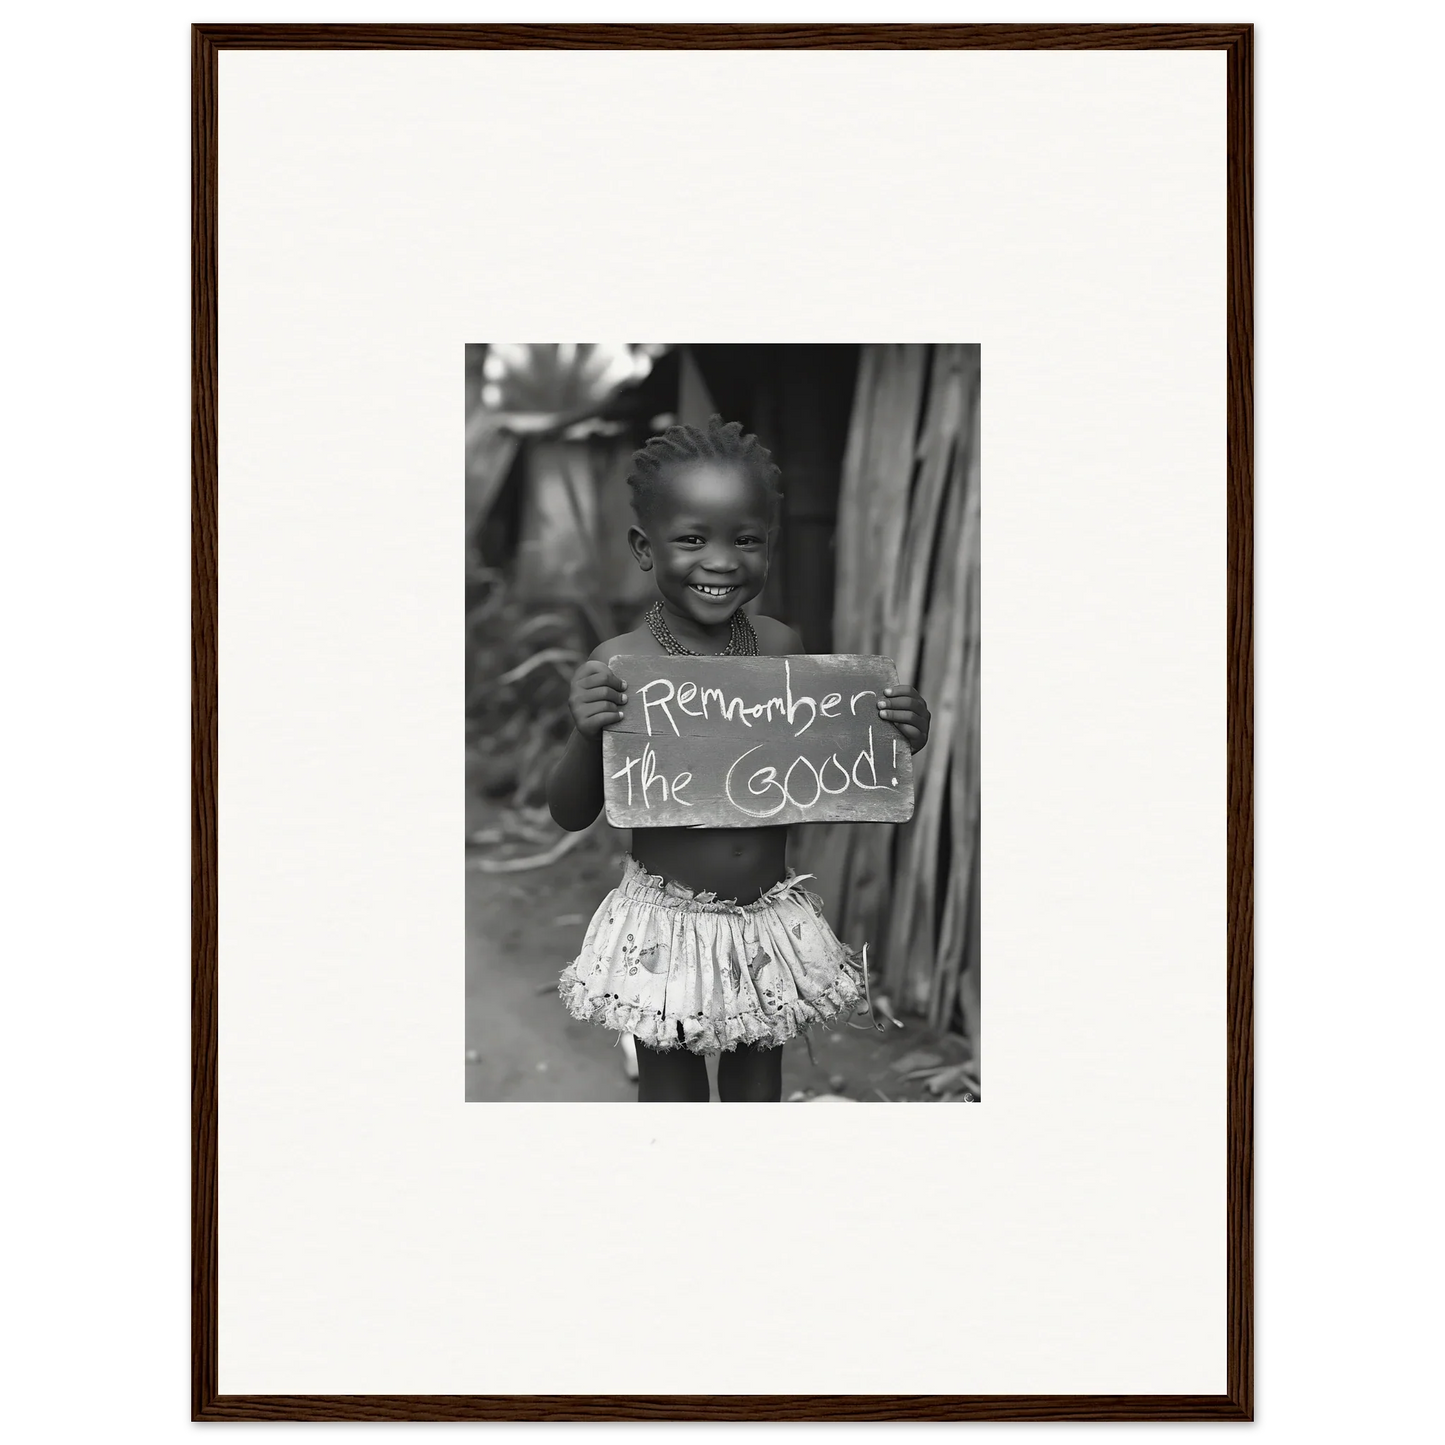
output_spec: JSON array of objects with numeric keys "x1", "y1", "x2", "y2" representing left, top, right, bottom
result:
[{"x1": 629, "y1": 461, "x2": 775, "y2": 638}]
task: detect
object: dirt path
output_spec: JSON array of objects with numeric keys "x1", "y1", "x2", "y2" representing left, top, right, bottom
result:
[{"x1": 464, "y1": 798, "x2": 975, "y2": 1103}]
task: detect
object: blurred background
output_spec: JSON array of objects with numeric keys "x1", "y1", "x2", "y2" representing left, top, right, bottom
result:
[{"x1": 466, "y1": 343, "x2": 980, "y2": 1103}]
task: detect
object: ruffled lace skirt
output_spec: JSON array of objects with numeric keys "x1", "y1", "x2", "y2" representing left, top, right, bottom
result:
[{"x1": 558, "y1": 857, "x2": 866, "y2": 1055}]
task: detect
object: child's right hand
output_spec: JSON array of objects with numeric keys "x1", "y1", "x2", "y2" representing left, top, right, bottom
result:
[{"x1": 568, "y1": 660, "x2": 628, "y2": 739}]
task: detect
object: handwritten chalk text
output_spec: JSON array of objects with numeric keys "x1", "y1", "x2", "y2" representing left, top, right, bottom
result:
[
  {"x1": 610, "y1": 725, "x2": 892, "y2": 821},
  {"x1": 610, "y1": 741, "x2": 693, "y2": 809},
  {"x1": 602, "y1": 653, "x2": 914, "y2": 829},
  {"x1": 638, "y1": 661, "x2": 874, "y2": 741}
]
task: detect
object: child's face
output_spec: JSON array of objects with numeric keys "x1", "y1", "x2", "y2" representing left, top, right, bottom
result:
[{"x1": 630, "y1": 462, "x2": 773, "y2": 626}]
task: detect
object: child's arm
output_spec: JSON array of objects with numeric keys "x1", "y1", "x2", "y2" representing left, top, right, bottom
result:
[{"x1": 546, "y1": 648, "x2": 628, "y2": 831}]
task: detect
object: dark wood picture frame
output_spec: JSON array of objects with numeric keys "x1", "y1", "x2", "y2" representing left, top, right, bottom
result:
[{"x1": 193, "y1": 22, "x2": 1252, "y2": 1423}]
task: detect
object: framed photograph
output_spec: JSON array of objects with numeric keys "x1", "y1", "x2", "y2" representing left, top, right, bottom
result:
[{"x1": 194, "y1": 23, "x2": 1252, "y2": 1421}]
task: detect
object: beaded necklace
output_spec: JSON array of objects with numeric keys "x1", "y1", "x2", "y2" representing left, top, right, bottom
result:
[{"x1": 645, "y1": 599, "x2": 759, "y2": 657}]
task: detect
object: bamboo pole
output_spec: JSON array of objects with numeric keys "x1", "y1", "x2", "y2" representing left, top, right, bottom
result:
[
  {"x1": 831, "y1": 345, "x2": 878, "y2": 652},
  {"x1": 849, "y1": 348, "x2": 927, "y2": 948},
  {"x1": 886, "y1": 345, "x2": 968, "y2": 684},
  {"x1": 959, "y1": 829, "x2": 982, "y2": 1067},
  {"x1": 886, "y1": 465, "x2": 966, "y2": 1008},
  {"x1": 936, "y1": 350, "x2": 982, "y2": 1034},
  {"x1": 922, "y1": 432, "x2": 975, "y2": 1020},
  {"x1": 885, "y1": 352, "x2": 969, "y2": 995},
  {"x1": 869, "y1": 346, "x2": 928, "y2": 655},
  {"x1": 932, "y1": 862, "x2": 965, "y2": 1027},
  {"x1": 925, "y1": 450, "x2": 975, "y2": 1022}
]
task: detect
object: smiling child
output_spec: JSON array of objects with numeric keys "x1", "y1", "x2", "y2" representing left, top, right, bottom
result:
[{"x1": 547, "y1": 415, "x2": 930, "y2": 1101}]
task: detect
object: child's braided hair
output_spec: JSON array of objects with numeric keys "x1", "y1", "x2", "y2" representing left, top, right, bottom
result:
[{"x1": 626, "y1": 413, "x2": 783, "y2": 521}]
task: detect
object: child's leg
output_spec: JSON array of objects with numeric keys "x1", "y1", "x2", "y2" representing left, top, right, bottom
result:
[
  {"x1": 635, "y1": 1039, "x2": 710, "y2": 1102},
  {"x1": 716, "y1": 1042, "x2": 783, "y2": 1102}
]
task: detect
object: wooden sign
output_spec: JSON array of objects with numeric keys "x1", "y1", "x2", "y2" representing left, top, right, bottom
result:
[{"x1": 602, "y1": 654, "x2": 915, "y2": 829}]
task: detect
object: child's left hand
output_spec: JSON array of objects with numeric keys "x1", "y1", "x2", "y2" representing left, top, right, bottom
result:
[{"x1": 878, "y1": 686, "x2": 931, "y2": 753}]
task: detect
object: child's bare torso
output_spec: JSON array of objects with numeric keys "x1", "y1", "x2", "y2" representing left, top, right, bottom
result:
[{"x1": 603, "y1": 621, "x2": 791, "y2": 903}]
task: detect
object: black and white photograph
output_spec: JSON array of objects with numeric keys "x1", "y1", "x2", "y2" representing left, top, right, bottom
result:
[{"x1": 465, "y1": 343, "x2": 981, "y2": 1102}]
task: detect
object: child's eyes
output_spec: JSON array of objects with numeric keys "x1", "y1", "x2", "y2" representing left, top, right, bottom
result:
[{"x1": 736, "y1": 535, "x2": 763, "y2": 546}]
